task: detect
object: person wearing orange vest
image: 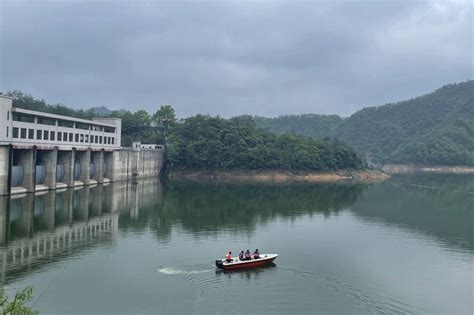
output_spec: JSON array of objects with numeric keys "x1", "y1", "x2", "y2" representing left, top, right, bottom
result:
[{"x1": 225, "y1": 251, "x2": 233, "y2": 263}]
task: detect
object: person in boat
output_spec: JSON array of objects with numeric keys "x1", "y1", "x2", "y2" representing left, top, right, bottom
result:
[
  {"x1": 225, "y1": 251, "x2": 233, "y2": 263},
  {"x1": 253, "y1": 249, "x2": 260, "y2": 259},
  {"x1": 245, "y1": 249, "x2": 251, "y2": 260},
  {"x1": 239, "y1": 251, "x2": 245, "y2": 261}
]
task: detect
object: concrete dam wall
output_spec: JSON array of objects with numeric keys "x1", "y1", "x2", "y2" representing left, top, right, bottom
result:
[{"x1": 0, "y1": 145, "x2": 165, "y2": 196}]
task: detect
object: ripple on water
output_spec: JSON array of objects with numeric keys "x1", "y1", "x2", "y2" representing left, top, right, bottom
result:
[{"x1": 279, "y1": 266, "x2": 423, "y2": 314}]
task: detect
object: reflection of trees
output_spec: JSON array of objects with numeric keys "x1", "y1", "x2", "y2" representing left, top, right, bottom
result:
[
  {"x1": 351, "y1": 174, "x2": 474, "y2": 251},
  {"x1": 129, "y1": 182, "x2": 366, "y2": 240}
]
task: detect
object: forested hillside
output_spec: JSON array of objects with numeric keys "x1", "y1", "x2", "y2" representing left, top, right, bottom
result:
[
  {"x1": 254, "y1": 114, "x2": 342, "y2": 139},
  {"x1": 255, "y1": 81, "x2": 474, "y2": 166},
  {"x1": 167, "y1": 115, "x2": 363, "y2": 171}
]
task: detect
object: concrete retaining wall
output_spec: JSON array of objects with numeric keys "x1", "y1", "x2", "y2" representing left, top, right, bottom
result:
[{"x1": 108, "y1": 148, "x2": 164, "y2": 181}]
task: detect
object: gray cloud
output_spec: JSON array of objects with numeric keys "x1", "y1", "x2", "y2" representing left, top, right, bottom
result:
[{"x1": 0, "y1": 0, "x2": 472, "y2": 118}]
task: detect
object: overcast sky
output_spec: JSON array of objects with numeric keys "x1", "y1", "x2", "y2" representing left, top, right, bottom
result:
[{"x1": 0, "y1": 0, "x2": 472, "y2": 118}]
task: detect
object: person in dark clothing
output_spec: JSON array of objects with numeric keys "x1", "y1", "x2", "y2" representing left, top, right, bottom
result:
[
  {"x1": 245, "y1": 249, "x2": 251, "y2": 260},
  {"x1": 239, "y1": 251, "x2": 245, "y2": 261},
  {"x1": 253, "y1": 249, "x2": 260, "y2": 259}
]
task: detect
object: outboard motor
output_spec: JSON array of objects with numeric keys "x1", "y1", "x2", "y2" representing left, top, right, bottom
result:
[{"x1": 215, "y1": 260, "x2": 224, "y2": 269}]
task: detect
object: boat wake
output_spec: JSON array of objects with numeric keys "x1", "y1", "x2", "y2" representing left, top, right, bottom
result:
[{"x1": 157, "y1": 267, "x2": 214, "y2": 276}]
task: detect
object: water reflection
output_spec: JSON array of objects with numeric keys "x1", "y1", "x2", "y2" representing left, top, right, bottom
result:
[
  {"x1": 0, "y1": 179, "x2": 163, "y2": 286},
  {"x1": 120, "y1": 182, "x2": 368, "y2": 240},
  {"x1": 351, "y1": 174, "x2": 474, "y2": 251}
]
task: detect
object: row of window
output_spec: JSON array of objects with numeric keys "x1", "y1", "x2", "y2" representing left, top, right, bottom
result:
[
  {"x1": 8, "y1": 112, "x2": 116, "y2": 133},
  {"x1": 9, "y1": 127, "x2": 116, "y2": 145}
]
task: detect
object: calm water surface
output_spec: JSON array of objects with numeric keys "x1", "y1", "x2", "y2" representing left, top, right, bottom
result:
[{"x1": 1, "y1": 174, "x2": 473, "y2": 314}]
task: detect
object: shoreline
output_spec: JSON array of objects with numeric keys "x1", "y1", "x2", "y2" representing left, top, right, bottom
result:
[
  {"x1": 169, "y1": 169, "x2": 390, "y2": 183},
  {"x1": 381, "y1": 164, "x2": 474, "y2": 174}
]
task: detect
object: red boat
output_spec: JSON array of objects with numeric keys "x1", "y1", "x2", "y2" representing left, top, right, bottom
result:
[{"x1": 215, "y1": 254, "x2": 278, "y2": 270}]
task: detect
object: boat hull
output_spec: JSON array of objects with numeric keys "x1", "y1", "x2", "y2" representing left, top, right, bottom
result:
[{"x1": 215, "y1": 254, "x2": 277, "y2": 270}]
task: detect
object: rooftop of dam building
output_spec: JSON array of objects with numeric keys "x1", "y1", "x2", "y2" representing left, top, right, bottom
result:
[{"x1": 0, "y1": 95, "x2": 121, "y2": 150}]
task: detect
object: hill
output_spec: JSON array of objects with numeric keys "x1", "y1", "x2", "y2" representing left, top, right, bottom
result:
[
  {"x1": 167, "y1": 115, "x2": 363, "y2": 171},
  {"x1": 255, "y1": 81, "x2": 474, "y2": 166},
  {"x1": 253, "y1": 114, "x2": 342, "y2": 139}
]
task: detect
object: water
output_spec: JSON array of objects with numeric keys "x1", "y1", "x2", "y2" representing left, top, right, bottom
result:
[{"x1": 0, "y1": 175, "x2": 472, "y2": 314}]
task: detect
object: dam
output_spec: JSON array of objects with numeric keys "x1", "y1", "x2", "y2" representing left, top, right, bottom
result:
[{"x1": 0, "y1": 95, "x2": 164, "y2": 196}]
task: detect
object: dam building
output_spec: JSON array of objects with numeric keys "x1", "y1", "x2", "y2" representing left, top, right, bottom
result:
[{"x1": 0, "y1": 95, "x2": 164, "y2": 196}]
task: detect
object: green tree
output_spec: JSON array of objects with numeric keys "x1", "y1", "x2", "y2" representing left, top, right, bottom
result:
[
  {"x1": 153, "y1": 105, "x2": 176, "y2": 142},
  {"x1": 0, "y1": 286, "x2": 38, "y2": 314}
]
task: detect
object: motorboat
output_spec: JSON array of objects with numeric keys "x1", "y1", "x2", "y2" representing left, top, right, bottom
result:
[{"x1": 215, "y1": 254, "x2": 278, "y2": 270}]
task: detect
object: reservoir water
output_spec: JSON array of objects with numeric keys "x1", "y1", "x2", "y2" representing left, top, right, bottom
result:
[{"x1": 1, "y1": 174, "x2": 473, "y2": 314}]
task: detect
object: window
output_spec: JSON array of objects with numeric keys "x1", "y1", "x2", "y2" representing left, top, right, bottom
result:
[
  {"x1": 6, "y1": 127, "x2": 8, "y2": 138},
  {"x1": 104, "y1": 126, "x2": 115, "y2": 133},
  {"x1": 75, "y1": 134, "x2": 79, "y2": 142},
  {"x1": 58, "y1": 120, "x2": 74, "y2": 128},
  {"x1": 69, "y1": 133, "x2": 73, "y2": 142},
  {"x1": 12, "y1": 127, "x2": 18, "y2": 138},
  {"x1": 80, "y1": 134, "x2": 84, "y2": 143},
  {"x1": 7, "y1": 111, "x2": 9, "y2": 120},
  {"x1": 43, "y1": 130, "x2": 49, "y2": 140},
  {"x1": 28, "y1": 129, "x2": 34, "y2": 139},
  {"x1": 50, "y1": 131, "x2": 55, "y2": 141},
  {"x1": 12, "y1": 113, "x2": 35, "y2": 123},
  {"x1": 112, "y1": 138, "x2": 114, "y2": 145},
  {"x1": 20, "y1": 128, "x2": 27, "y2": 139},
  {"x1": 85, "y1": 135, "x2": 89, "y2": 143},
  {"x1": 99, "y1": 136, "x2": 102, "y2": 144},
  {"x1": 57, "y1": 132, "x2": 62, "y2": 141},
  {"x1": 37, "y1": 130, "x2": 42, "y2": 140},
  {"x1": 95, "y1": 135, "x2": 98, "y2": 143},
  {"x1": 108, "y1": 137, "x2": 111, "y2": 144},
  {"x1": 37, "y1": 117, "x2": 55, "y2": 125},
  {"x1": 76, "y1": 123, "x2": 89, "y2": 130}
]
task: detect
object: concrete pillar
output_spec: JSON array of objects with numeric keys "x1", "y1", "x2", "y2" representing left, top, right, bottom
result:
[
  {"x1": 91, "y1": 151, "x2": 104, "y2": 183},
  {"x1": 77, "y1": 149, "x2": 91, "y2": 185},
  {"x1": 57, "y1": 150, "x2": 75, "y2": 188},
  {"x1": 109, "y1": 150, "x2": 128, "y2": 182},
  {"x1": 0, "y1": 196, "x2": 9, "y2": 246},
  {"x1": 42, "y1": 149, "x2": 58, "y2": 190},
  {"x1": 132, "y1": 151, "x2": 140, "y2": 180},
  {"x1": 103, "y1": 152, "x2": 113, "y2": 180},
  {"x1": 0, "y1": 146, "x2": 11, "y2": 196},
  {"x1": 17, "y1": 148, "x2": 36, "y2": 192}
]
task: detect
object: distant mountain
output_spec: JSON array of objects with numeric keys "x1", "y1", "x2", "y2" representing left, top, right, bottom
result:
[
  {"x1": 255, "y1": 81, "x2": 474, "y2": 166},
  {"x1": 254, "y1": 114, "x2": 342, "y2": 139},
  {"x1": 89, "y1": 106, "x2": 112, "y2": 116}
]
